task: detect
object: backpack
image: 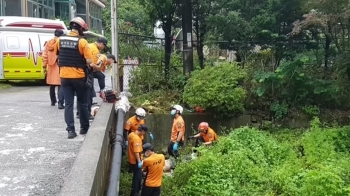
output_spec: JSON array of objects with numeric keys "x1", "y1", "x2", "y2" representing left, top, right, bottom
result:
[{"x1": 100, "y1": 88, "x2": 117, "y2": 103}]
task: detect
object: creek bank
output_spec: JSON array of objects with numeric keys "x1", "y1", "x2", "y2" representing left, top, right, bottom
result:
[{"x1": 125, "y1": 108, "x2": 350, "y2": 149}]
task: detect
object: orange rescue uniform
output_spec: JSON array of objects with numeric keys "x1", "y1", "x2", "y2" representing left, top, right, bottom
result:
[
  {"x1": 89, "y1": 43, "x2": 108, "y2": 72},
  {"x1": 127, "y1": 132, "x2": 143, "y2": 164},
  {"x1": 55, "y1": 31, "x2": 92, "y2": 78},
  {"x1": 97, "y1": 54, "x2": 108, "y2": 72},
  {"x1": 200, "y1": 127, "x2": 218, "y2": 142},
  {"x1": 142, "y1": 153, "x2": 165, "y2": 187},
  {"x1": 125, "y1": 115, "x2": 145, "y2": 140},
  {"x1": 89, "y1": 43, "x2": 100, "y2": 64},
  {"x1": 170, "y1": 115, "x2": 185, "y2": 142}
]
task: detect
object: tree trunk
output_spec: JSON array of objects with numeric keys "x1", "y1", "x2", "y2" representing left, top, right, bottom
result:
[
  {"x1": 163, "y1": 22, "x2": 172, "y2": 81},
  {"x1": 197, "y1": 40, "x2": 204, "y2": 69},
  {"x1": 324, "y1": 34, "x2": 330, "y2": 71}
]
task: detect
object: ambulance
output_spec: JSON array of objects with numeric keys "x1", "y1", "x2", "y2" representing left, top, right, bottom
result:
[{"x1": 0, "y1": 16, "x2": 106, "y2": 81}]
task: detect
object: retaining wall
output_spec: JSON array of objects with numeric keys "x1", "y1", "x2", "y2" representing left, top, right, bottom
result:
[{"x1": 59, "y1": 102, "x2": 115, "y2": 196}]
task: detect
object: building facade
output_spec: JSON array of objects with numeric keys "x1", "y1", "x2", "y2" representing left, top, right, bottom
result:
[{"x1": 0, "y1": 0, "x2": 105, "y2": 33}]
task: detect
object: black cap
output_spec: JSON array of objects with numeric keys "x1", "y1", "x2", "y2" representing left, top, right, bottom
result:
[
  {"x1": 107, "y1": 54, "x2": 117, "y2": 63},
  {"x1": 97, "y1": 37, "x2": 108, "y2": 46},
  {"x1": 54, "y1": 29, "x2": 64, "y2": 37},
  {"x1": 138, "y1": 124, "x2": 148, "y2": 132},
  {"x1": 143, "y1": 143, "x2": 154, "y2": 152}
]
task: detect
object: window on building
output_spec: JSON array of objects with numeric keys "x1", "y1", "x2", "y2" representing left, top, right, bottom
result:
[
  {"x1": 55, "y1": 2, "x2": 69, "y2": 20},
  {"x1": 76, "y1": 0, "x2": 86, "y2": 15},
  {"x1": 55, "y1": 1, "x2": 76, "y2": 21},
  {"x1": 27, "y1": 1, "x2": 37, "y2": 18},
  {"x1": 27, "y1": 0, "x2": 54, "y2": 19},
  {"x1": 89, "y1": 2, "x2": 103, "y2": 33},
  {"x1": 48, "y1": 0, "x2": 53, "y2": 7},
  {"x1": 0, "y1": 0, "x2": 4, "y2": 16},
  {"x1": 4, "y1": 0, "x2": 22, "y2": 16},
  {"x1": 77, "y1": 14, "x2": 86, "y2": 23}
]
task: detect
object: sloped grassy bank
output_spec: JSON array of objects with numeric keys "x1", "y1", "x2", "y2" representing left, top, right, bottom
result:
[{"x1": 162, "y1": 118, "x2": 350, "y2": 196}]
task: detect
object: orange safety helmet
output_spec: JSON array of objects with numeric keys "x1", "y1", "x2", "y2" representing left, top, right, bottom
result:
[
  {"x1": 198, "y1": 122, "x2": 209, "y2": 131},
  {"x1": 69, "y1": 17, "x2": 88, "y2": 31}
]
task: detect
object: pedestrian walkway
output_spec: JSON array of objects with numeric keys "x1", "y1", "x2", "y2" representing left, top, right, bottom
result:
[{"x1": 0, "y1": 76, "x2": 112, "y2": 196}]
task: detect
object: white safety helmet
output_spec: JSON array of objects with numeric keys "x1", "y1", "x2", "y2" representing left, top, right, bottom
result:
[
  {"x1": 172, "y1": 105, "x2": 183, "y2": 114},
  {"x1": 135, "y1": 108, "x2": 146, "y2": 117}
]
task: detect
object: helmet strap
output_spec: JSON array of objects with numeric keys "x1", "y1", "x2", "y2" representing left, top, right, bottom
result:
[{"x1": 78, "y1": 28, "x2": 84, "y2": 36}]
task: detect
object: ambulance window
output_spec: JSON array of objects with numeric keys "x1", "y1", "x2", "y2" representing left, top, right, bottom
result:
[{"x1": 6, "y1": 36, "x2": 20, "y2": 49}]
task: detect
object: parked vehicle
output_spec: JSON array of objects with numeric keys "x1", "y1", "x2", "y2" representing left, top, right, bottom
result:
[{"x1": 0, "y1": 16, "x2": 105, "y2": 82}]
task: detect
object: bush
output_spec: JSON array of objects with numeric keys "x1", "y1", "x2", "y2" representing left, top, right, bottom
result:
[
  {"x1": 251, "y1": 53, "x2": 345, "y2": 118},
  {"x1": 182, "y1": 63, "x2": 247, "y2": 118},
  {"x1": 162, "y1": 119, "x2": 350, "y2": 195}
]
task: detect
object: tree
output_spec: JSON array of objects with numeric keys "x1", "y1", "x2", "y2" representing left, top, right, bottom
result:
[
  {"x1": 139, "y1": 0, "x2": 180, "y2": 79},
  {"x1": 192, "y1": 0, "x2": 217, "y2": 69},
  {"x1": 102, "y1": 0, "x2": 152, "y2": 37},
  {"x1": 205, "y1": 0, "x2": 304, "y2": 66},
  {"x1": 292, "y1": 0, "x2": 350, "y2": 54}
]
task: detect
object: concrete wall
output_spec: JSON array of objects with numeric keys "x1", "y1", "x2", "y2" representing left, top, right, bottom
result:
[
  {"x1": 132, "y1": 112, "x2": 350, "y2": 149},
  {"x1": 59, "y1": 102, "x2": 115, "y2": 196},
  {"x1": 139, "y1": 113, "x2": 252, "y2": 149}
]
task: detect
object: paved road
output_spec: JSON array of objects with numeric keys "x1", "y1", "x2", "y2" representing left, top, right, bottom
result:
[{"x1": 0, "y1": 75, "x2": 112, "y2": 196}]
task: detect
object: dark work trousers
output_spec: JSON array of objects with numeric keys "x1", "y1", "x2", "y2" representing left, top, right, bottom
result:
[
  {"x1": 119, "y1": 76, "x2": 124, "y2": 92},
  {"x1": 49, "y1": 85, "x2": 64, "y2": 105},
  {"x1": 141, "y1": 186, "x2": 161, "y2": 196},
  {"x1": 91, "y1": 79, "x2": 97, "y2": 98},
  {"x1": 77, "y1": 79, "x2": 94, "y2": 115},
  {"x1": 167, "y1": 141, "x2": 184, "y2": 157},
  {"x1": 93, "y1": 71, "x2": 105, "y2": 91},
  {"x1": 129, "y1": 163, "x2": 142, "y2": 196},
  {"x1": 61, "y1": 78, "x2": 89, "y2": 132}
]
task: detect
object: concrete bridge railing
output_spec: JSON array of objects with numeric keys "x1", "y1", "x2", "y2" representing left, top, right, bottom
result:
[{"x1": 59, "y1": 102, "x2": 116, "y2": 196}]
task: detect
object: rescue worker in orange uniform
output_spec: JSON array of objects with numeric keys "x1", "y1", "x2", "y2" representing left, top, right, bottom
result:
[
  {"x1": 128, "y1": 124, "x2": 148, "y2": 196},
  {"x1": 188, "y1": 122, "x2": 218, "y2": 145},
  {"x1": 124, "y1": 108, "x2": 154, "y2": 145},
  {"x1": 76, "y1": 38, "x2": 107, "y2": 119},
  {"x1": 54, "y1": 17, "x2": 92, "y2": 139},
  {"x1": 42, "y1": 29, "x2": 65, "y2": 109},
  {"x1": 90, "y1": 53, "x2": 115, "y2": 107},
  {"x1": 76, "y1": 54, "x2": 115, "y2": 119},
  {"x1": 90, "y1": 37, "x2": 108, "y2": 92},
  {"x1": 141, "y1": 143, "x2": 165, "y2": 196},
  {"x1": 168, "y1": 105, "x2": 185, "y2": 157},
  {"x1": 94, "y1": 54, "x2": 117, "y2": 73}
]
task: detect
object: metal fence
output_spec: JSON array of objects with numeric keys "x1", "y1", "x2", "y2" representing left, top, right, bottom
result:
[
  {"x1": 118, "y1": 32, "x2": 186, "y2": 92},
  {"x1": 117, "y1": 33, "x2": 334, "y2": 91}
]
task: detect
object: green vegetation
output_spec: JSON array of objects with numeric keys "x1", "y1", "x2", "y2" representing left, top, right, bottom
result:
[
  {"x1": 102, "y1": 0, "x2": 350, "y2": 194},
  {"x1": 127, "y1": 54, "x2": 187, "y2": 113},
  {"x1": 118, "y1": 156, "x2": 133, "y2": 196},
  {"x1": 101, "y1": 0, "x2": 350, "y2": 119},
  {"x1": 162, "y1": 118, "x2": 350, "y2": 195},
  {"x1": 183, "y1": 63, "x2": 247, "y2": 117}
]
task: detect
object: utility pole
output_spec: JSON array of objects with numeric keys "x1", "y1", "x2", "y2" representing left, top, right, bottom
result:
[
  {"x1": 182, "y1": 0, "x2": 194, "y2": 75},
  {"x1": 111, "y1": 0, "x2": 119, "y2": 93}
]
